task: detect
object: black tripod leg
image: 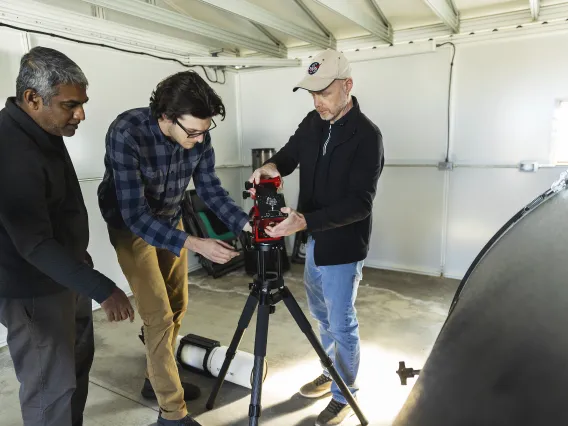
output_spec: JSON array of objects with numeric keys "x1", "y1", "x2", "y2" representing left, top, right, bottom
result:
[
  {"x1": 249, "y1": 294, "x2": 271, "y2": 426},
  {"x1": 206, "y1": 291, "x2": 259, "y2": 410},
  {"x1": 280, "y1": 287, "x2": 369, "y2": 426}
]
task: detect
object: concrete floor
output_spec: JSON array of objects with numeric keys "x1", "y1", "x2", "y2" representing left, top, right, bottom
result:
[{"x1": 0, "y1": 263, "x2": 458, "y2": 426}]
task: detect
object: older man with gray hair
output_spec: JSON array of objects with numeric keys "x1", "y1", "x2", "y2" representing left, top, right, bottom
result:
[{"x1": 0, "y1": 46, "x2": 134, "y2": 426}]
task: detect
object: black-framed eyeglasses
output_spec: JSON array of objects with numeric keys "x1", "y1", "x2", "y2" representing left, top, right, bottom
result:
[{"x1": 175, "y1": 118, "x2": 216, "y2": 139}]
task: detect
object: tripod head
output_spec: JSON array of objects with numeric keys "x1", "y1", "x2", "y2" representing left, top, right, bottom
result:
[{"x1": 243, "y1": 177, "x2": 288, "y2": 245}]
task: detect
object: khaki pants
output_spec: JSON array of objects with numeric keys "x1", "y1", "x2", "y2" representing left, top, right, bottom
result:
[{"x1": 108, "y1": 222, "x2": 189, "y2": 421}]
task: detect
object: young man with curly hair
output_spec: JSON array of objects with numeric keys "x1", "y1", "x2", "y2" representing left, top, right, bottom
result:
[{"x1": 98, "y1": 71, "x2": 250, "y2": 426}]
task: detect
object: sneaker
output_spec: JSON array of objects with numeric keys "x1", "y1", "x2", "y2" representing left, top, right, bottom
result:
[
  {"x1": 315, "y1": 399, "x2": 355, "y2": 426},
  {"x1": 157, "y1": 413, "x2": 202, "y2": 426},
  {"x1": 299, "y1": 374, "x2": 333, "y2": 398},
  {"x1": 141, "y1": 378, "x2": 201, "y2": 401}
]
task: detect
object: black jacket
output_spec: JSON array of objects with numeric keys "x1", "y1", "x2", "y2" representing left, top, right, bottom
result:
[
  {"x1": 267, "y1": 96, "x2": 384, "y2": 266},
  {"x1": 0, "y1": 98, "x2": 116, "y2": 302}
]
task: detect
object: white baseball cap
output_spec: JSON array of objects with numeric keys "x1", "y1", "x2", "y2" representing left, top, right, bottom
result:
[{"x1": 293, "y1": 49, "x2": 352, "y2": 93}]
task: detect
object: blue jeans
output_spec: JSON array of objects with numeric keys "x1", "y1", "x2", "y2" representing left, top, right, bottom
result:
[{"x1": 304, "y1": 237, "x2": 363, "y2": 404}]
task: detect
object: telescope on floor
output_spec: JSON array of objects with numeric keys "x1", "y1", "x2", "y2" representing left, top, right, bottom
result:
[
  {"x1": 393, "y1": 170, "x2": 568, "y2": 426},
  {"x1": 139, "y1": 329, "x2": 266, "y2": 390},
  {"x1": 204, "y1": 180, "x2": 369, "y2": 426}
]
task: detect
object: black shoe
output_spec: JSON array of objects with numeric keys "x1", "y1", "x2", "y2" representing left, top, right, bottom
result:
[
  {"x1": 141, "y1": 378, "x2": 201, "y2": 401},
  {"x1": 157, "y1": 413, "x2": 202, "y2": 426}
]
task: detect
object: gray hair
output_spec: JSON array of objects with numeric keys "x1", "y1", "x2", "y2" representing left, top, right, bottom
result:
[{"x1": 16, "y1": 46, "x2": 88, "y2": 105}]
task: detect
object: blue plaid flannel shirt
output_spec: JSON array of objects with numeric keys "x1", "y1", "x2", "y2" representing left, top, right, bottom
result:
[{"x1": 98, "y1": 107, "x2": 249, "y2": 257}]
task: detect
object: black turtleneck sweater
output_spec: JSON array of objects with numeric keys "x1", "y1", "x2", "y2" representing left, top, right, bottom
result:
[
  {"x1": 0, "y1": 98, "x2": 116, "y2": 303},
  {"x1": 310, "y1": 105, "x2": 354, "y2": 213}
]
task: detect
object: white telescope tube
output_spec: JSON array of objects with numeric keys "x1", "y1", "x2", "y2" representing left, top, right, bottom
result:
[
  {"x1": 175, "y1": 335, "x2": 267, "y2": 389},
  {"x1": 176, "y1": 337, "x2": 207, "y2": 370}
]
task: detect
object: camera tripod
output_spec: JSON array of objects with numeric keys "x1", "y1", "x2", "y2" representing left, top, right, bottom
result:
[{"x1": 205, "y1": 240, "x2": 369, "y2": 426}]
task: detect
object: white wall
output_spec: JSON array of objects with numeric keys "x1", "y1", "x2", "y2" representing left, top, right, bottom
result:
[
  {"x1": 445, "y1": 34, "x2": 568, "y2": 277},
  {"x1": 239, "y1": 31, "x2": 568, "y2": 280},
  {"x1": 0, "y1": 28, "x2": 241, "y2": 346}
]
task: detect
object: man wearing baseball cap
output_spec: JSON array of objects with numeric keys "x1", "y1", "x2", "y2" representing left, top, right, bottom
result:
[{"x1": 249, "y1": 49, "x2": 384, "y2": 425}]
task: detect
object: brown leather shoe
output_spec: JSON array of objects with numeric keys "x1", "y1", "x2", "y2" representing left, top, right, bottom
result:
[
  {"x1": 315, "y1": 398, "x2": 355, "y2": 426},
  {"x1": 299, "y1": 374, "x2": 333, "y2": 398}
]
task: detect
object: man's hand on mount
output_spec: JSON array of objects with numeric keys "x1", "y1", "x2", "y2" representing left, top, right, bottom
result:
[
  {"x1": 265, "y1": 207, "x2": 307, "y2": 238},
  {"x1": 185, "y1": 236, "x2": 238, "y2": 264},
  {"x1": 247, "y1": 163, "x2": 282, "y2": 196}
]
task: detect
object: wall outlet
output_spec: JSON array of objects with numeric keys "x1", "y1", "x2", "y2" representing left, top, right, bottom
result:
[{"x1": 519, "y1": 161, "x2": 539, "y2": 172}]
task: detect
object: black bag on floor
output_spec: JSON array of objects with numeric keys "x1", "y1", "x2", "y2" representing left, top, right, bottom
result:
[{"x1": 181, "y1": 189, "x2": 245, "y2": 278}]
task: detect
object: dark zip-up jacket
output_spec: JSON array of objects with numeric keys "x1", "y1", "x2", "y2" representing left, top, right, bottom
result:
[
  {"x1": 0, "y1": 98, "x2": 116, "y2": 303},
  {"x1": 267, "y1": 96, "x2": 384, "y2": 266}
]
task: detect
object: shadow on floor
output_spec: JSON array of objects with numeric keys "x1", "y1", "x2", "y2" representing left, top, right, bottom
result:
[
  {"x1": 181, "y1": 371, "x2": 252, "y2": 416},
  {"x1": 208, "y1": 392, "x2": 323, "y2": 426}
]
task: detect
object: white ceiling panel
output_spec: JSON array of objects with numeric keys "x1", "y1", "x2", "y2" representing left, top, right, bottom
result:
[
  {"x1": 378, "y1": 0, "x2": 444, "y2": 28},
  {"x1": 251, "y1": 27, "x2": 309, "y2": 49},
  {"x1": 542, "y1": 0, "x2": 568, "y2": 5},
  {"x1": 295, "y1": 0, "x2": 373, "y2": 39},
  {"x1": 455, "y1": 0, "x2": 522, "y2": 7},
  {"x1": 33, "y1": 0, "x2": 93, "y2": 14},
  {"x1": 182, "y1": 0, "x2": 333, "y2": 49},
  {"x1": 6, "y1": 0, "x2": 568, "y2": 62},
  {"x1": 163, "y1": 0, "x2": 277, "y2": 43},
  {"x1": 103, "y1": 9, "x2": 232, "y2": 50},
  {"x1": 312, "y1": 0, "x2": 392, "y2": 42},
  {"x1": 455, "y1": 0, "x2": 528, "y2": 18},
  {"x1": 238, "y1": 0, "x2": 328, "y2": 34},
  {"x1": 318, "y1": 0, "x2": 388, "y2": 20}
]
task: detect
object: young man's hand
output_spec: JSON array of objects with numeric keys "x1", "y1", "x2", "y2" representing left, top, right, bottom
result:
[
  {"x1": 185, "y1": 236, "x2": 238, "y2": 264},
  {"x1": 101, "y1": 287, "x2": 135, "y2": 322}
]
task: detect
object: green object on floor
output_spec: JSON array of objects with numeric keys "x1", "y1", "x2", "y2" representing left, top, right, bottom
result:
[{"x1": 197, "y1": 212, "x2": 235, "y2": 241}]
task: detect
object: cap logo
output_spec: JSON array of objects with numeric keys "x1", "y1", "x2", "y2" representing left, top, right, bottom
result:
[{"x1": 308, "y1": 62, "x2": 320, "y2": 75}]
